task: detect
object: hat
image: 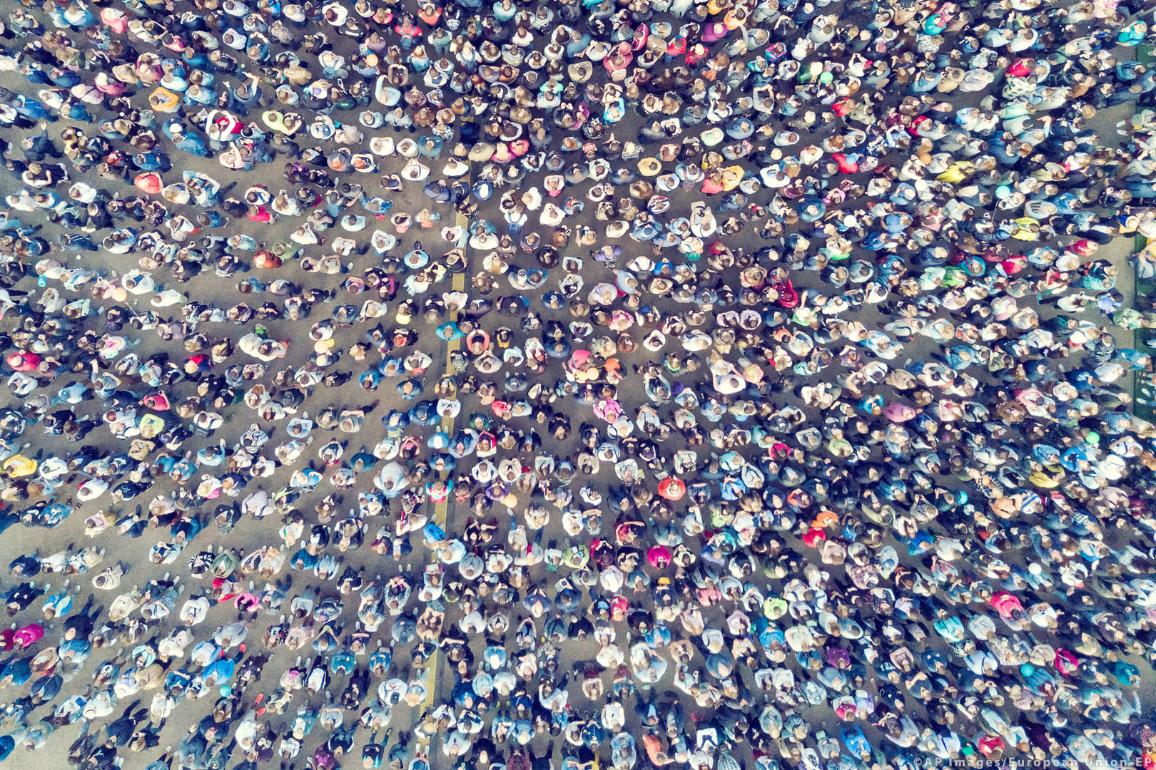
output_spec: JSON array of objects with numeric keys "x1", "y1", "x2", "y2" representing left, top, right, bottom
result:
[
  {"x1": 442, "y1": 158, "x2": 469, "y2": 177},
  {"x1": 701, "y1": 127, "x2": 725, "y2": 146},
  {"x1": 606, "y1": 220, "x2": 629, "y2": 239},
  {"x1": 567, "y1": 62, "x2": 593, "y2": 82},
  {"x1": 638, "y1": 157, "x2": 662, "y2": 176},
  {"x1": 467, "y1": 143, "x2": 495, "y2": 162},
  {"x1": 369, "y1": 136, "x2": 394, "y2": 155},
  {"x1": 521, "y1": 187, "x2": 542, "y2": 210},
  {"x1": 401, "y1": 159, "x2": 429, "y2": 181},
  {"x1": 540, "y1": 203, "x2": 565, "y2": 227}
]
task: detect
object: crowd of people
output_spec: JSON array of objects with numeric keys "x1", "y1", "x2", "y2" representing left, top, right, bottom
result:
[{"x1": 0, "y1": 0, "x2": 1154, "y2": 767}]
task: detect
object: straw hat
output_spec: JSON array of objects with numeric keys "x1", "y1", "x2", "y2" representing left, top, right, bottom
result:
[
  {"x1": 567, "y1": 62, "x2": 593, "y2": 83},
  {"x1": 638, "y1": 157, "x2": 662, "y2": 176},
  {"x1": 467, "y1": 143, "x2": 495, "y2": 162}
]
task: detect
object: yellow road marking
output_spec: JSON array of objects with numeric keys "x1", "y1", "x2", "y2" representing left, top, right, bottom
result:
[{"x1": 420, "y1": 209, "x2": 469, "y2": 720}]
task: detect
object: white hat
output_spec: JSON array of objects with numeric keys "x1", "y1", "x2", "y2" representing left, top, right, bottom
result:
[
  {"x1": 401, "y1": 159, "x2": 429, "y2": 181},
  {"x1": 321, "y1": 2, "x2": 348, "y2": 25},
  {"x1": 520, "y1": 187, "x2": 542, "y2": 211},
  {"x1": 539, "y1": 203, "x2": 565, "y2": 227},
  {"x1": 442, "y1": 158, "x2": 469, "y2": 177}
]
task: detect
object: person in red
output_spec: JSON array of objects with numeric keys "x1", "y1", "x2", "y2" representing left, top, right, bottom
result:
[{"x1": 4, "y1": 351, "x2": 39, "y2": 372}]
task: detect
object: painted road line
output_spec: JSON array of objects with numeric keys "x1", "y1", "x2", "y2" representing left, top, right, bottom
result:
[
  {"x1": 421, "y1": 209, "x2": 470, "y2": 726},
  {"x1": 1132, "y1": 45, "x2": 1154, "y2": 420},
  {"x1": 1135, "y1": 235, "x2": 1155, "y2": 420}
]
